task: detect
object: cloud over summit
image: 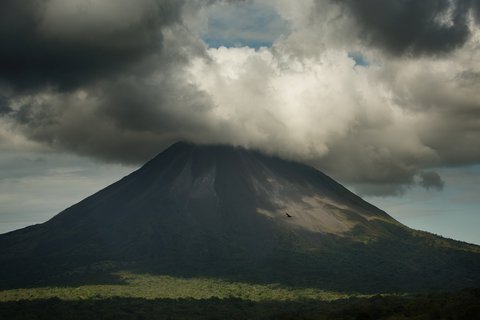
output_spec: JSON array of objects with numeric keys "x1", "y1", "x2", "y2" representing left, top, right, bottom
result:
[{"x1": 1, "y1": 0, "x2": 480, "y2": 196}]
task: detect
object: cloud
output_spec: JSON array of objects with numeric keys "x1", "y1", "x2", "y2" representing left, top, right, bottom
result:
[
  {"x1": 418, "y1": 171, "x2": 445, "y2": 191},
  {"x1": 332, "y1": 0, "x2": 479, "y2": 56},
  {"x1": 0, "y1": 0, "x2": 184, "y2": 92},
  {"x1": 1, "y1": 0, "x2": 480, "y2": 197},
  {"x1": 0, "y1": 0, "x2": 215, "y2": 162}
]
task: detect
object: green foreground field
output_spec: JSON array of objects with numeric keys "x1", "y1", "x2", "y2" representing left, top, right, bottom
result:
[
  {"x1": 0, "y1": 273, "x2": 479, "y2": 319},
  {"x1": 0, "y1": 272, "x2": 352, "y2": 302}
]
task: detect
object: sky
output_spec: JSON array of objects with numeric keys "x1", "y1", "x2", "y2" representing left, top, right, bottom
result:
[{"x1": 0, "y1": 0, "x2": 479, "y2": 244}]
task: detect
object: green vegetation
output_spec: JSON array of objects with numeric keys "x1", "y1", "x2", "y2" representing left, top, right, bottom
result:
[
  {"x1": 0, "y1": 272, "x2": 353, "y2": 302},
  {"x1": 1, "y1": 273, "x2": 479, "y2": 319}
]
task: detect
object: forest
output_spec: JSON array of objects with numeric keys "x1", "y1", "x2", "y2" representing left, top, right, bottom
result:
[{"x1": 1, "y1": 273, "x2": 479, "y2": 319}]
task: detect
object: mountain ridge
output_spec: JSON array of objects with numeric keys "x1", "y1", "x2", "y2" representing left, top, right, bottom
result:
[{"x1": 1, "y1": 141, "x2": 480, "y2": 292}]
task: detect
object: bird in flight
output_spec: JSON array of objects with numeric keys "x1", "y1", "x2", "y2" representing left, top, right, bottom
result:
[{"x1": 285, "y1": 212, "x2": 292, "y2": 218}]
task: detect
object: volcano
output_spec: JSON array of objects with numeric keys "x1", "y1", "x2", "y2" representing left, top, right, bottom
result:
[{"x1": 1, "y1": 142, "x2": 480, "y2": 292}]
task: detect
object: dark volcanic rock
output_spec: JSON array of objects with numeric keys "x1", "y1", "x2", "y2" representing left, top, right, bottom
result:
[{"x1": 1, "y1": 142, "x2": 480, "y2": 292}]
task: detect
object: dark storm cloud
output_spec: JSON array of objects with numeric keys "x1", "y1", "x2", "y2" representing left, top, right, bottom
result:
[
  {"x1": 0, "y1": 0, "x2": 220, "y2": 163},
  {"x1": 0, "y1": 96, "x2": 12, "y2": 115},
  {"x1": 7, "y1": 73, "x2": 214, "y2": 163},
  {"x1": 0, "y1": 0, "x2": 247, "y2": 164},
  {"x1": 1, "y1": 0, "x2": 479, "y2": 198},
  {"x1": 0, "y1": 0, "x2": 184, "y2": 92},
  {"x1": 418, "y1": 171, "x2": 445, "y2": 190},
  {"x1": 314, "y1": 136, "x2": 422, "y2": 196},
  {"x1": 333, "y1": 0, "x2": 478, "y2": 55}
]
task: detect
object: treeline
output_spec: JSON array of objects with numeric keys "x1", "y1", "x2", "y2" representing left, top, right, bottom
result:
[{"x1": 1, "y1": 288, "x2": 479, "y2": 320}]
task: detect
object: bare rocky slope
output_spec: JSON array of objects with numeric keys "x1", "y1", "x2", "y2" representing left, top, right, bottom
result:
[{"x1": 1, "y1": 142, "x2": 479, "y2": 292}]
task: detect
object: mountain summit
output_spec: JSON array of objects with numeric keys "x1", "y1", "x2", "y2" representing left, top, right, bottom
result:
[{"x1": 1, "y1": 142, "x2": 480, "y2": 292}]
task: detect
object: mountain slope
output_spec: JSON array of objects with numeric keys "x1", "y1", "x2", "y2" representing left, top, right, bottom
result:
[{"x1": 1, "y1": 142, "x2": 480, "y2": 292}]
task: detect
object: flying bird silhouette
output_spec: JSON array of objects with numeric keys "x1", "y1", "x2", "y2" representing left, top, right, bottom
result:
[{"x1": 285, "y1": 212, "x2": 292, "y2": 218}]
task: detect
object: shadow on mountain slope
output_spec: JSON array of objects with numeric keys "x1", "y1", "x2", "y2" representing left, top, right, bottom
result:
[
  {"x1": 2, "y1": 224, "x2": 480, "y2": 293},
  {"x1": 1, "y1": 142, "x2": 480, "y2": 293}
]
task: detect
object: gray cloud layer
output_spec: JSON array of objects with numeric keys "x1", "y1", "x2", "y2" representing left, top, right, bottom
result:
[
  {"x1": 333, "y1": 0, "x2": 479, "y2": 56},
  {"x1": 0, "y1": 0, "x2": 186, "y2": 92},
  {"x1": 418, "y1": 171, "x2": 445, "y2": 191},
  {"x1": 1, "y1": 0, "x2": 480, "y2": 196}
]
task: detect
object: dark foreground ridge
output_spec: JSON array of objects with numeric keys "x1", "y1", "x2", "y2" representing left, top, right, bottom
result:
[{"x1": 1, "y1": 142, "x2": 480, "y2": 292}]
